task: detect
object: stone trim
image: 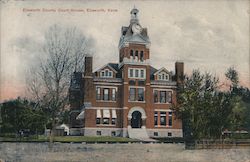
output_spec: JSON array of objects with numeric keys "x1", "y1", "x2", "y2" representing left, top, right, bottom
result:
[
  {"x1": 85, "y1": 107, "x2": 123, "y2": 110},
  {"x1": 147, "y1": 128, "x2": 183, "y2": 137},
  {"x1": 127, "y1": 106, "x2": 147, "y2": 119},
  {"x1": 150, "y1": 81, "x2": 177, "y2": 86}
]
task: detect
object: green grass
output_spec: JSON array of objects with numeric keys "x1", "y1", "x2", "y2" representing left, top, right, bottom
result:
[{"x1": 0, "y1": 135, "x2": 138, "y2": 143}]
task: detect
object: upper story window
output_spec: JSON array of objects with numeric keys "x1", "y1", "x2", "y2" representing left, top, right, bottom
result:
[
  {"x1": 154, "y1": 89, "x2": 172, "y2": 103},
  {"x1": 135, "y1": 50, "x2": 138, "y2": 58},
  {"x1": 100, "y1": 69, "x2": 113, "y2": 78},
  {"x1": 129, "y1": 87, "x2": 145, "y2": 102},
  {"x1": 130, "y1": 50, "x2": 134, "y2": 58},
  {"x1": 140, "y1": 51, "x2": 144, "y2": 61},
  {"x1": 128, "y1": 68, "x2": 146, "y2": 79},
  {"x1": 96, "y1": 86, "x2": 117, "y2": 102},
  {"x1": 158, "y1": 72, "x2": 169, "y2": 81}
]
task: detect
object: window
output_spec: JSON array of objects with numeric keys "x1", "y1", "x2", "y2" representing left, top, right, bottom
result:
[
  {"x1": 96, "y1": 87, "x2": 117, "y2": 101},
  {"x1": 128, "y1": 68, "x2": 146, "y2": 79},
  {"x1": 111, "y1": 110, "x2": 117, "y2": 125},
  {"x1": 165, "y1": 74, "x2": 169, "y2": 80},
  {"x1": 166, "y1": 91, "x2": 172, "y2": 103},
  {"x1": 168, "y1": 112, "x2": 172, "y2": 126},
  {"x1": 111, "y1": 88, "x2": 116, "y2": 101},
  {"x1": 138, "y1": 88, "x2": 144, "y2": 101},
  {"x1": 154, "y1": 90, "x2": 172, "y2": 103},
  {"x1": 160, "y1": 91, "x2": 166, "y2": 103},
  {"x1": 130, "y1": 50, "x2": 134, "y2": 57},
  {"x1": 103, "y1": 89, "x2": 109, "y2": 101},
  {"x1": 100, "y1": 69, "x2": 113, "y2": 78},
  {"x1": 103, "y1": 118, "x2": 109, "y2": 124},
  {"x1": 154, "y1": 90, "x2": 158, "y2": 103},
  {"x1": 96, "y1": 87, "x2": 101, "y2": 100},
  {"x1": 135, "y1": 69, "x2": 139, "y2": 78},
  {"x1": 103, "y1": 109, "x2": 110, "y2": 125},
  {"x1": 168, "y1": 132, "x2": 172, "y2": 137},
  {"x1": 140, "y1": 70, "x2": 144, "y2": 78},
  {"x1": 129, "y1": 69, "x2": 133, "y2": 77},
  {"x1": 140, "y1": 51, "x2": 144, "y2": 61},
  {"x1": 154, "y1": 132, "x2": 158, "y2": 137},
  {"x1": 135, "y1": 50, "x2": 138, "y2": 58},
  {"x1": 105, "y1": 70, "x2": 108, "y2": 76},
  {"x1": 96, "y1": 118, "x2": 101, "y2": 124},
  {"x1": 154, "y1": 112, "x2": 158, "y2": 126},
  {"x1": 129, "y1": 87, "x2": 145, "y2": 102},
  {"x1": 112, "y1": 118, "x2": 116, "y2": 125},
  {"x1": 97, "y1": 131, "x2": 101, "y2": 136},
  {"x1": 129, "y1": 88, "x2": 136, "y2": 101},
  {"x1": 160, "y1": 112, "x2": 167, "y2": 126},
  {"x1": 158, "y1": 73, "x2": 169, "y2": 81},
  {"x1": 96, "y1": 109, "x2": 101, "y2": 125},
  {"x1": 111, "y1": 131, "x2": 116, "y2": 137}
]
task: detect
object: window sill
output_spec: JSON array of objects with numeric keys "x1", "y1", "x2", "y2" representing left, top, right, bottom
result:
[
  {"x1": 153, "y1": 102, "x2": 172, "y2": 104},
  {"x1": 128, "y1": 101, "x2": 146, "y2": 103},
  {"x1": 96, "y1": 124, "x2": 116, "y2": 126},
  {"x1": 96, "y1": 100, "x2": 117, "y2": 103},
  {"x1": 154, "y1": 125, "x2": 172, "y2": 128}
]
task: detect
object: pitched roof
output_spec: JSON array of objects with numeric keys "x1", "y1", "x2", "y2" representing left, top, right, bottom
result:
[
  {"x1": 108, "y1": 63, "x2": 119, "y2": 72},
  {"x1": 153, "y1": 67, "x2": 171, "y2": 75},
  {"x1": 95, "y1": 63, "x2": 118, "y2": 73}
]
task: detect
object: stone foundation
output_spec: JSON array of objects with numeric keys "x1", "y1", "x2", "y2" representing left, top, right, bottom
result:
[
  {"x1": 84, "y1": 127, "x2": 123, "y2": 137},
  {"x1": 147, "y1": 128, "x2": 183, "y2": 138}
]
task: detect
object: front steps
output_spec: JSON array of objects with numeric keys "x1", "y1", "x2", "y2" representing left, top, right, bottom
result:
[{"x1": 128, "y1": 126, "x2": 156, "y2": 142}]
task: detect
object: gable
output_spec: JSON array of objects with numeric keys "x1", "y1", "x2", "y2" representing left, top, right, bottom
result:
[
  {"x1": 154, "y1": 67, "x2": 171, "y2": 75},
  {"x1": 96, "y1": 64, "x2": 117, "y2": 73}
]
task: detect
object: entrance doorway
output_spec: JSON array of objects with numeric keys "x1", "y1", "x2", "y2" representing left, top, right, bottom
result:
[{"x1": 131, "y1": 111, "x2": 142, "y2": 128}]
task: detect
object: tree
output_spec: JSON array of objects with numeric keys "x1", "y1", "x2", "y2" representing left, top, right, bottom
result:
[
  {"x1": 225, "y1": 67, "x2": 239, "y2": 90},
  {"x1": 176, "y1": 70, "x2": 221, "y2": 139},
  {"x1": 176, "y1": 67, "x2": 249, "y2": 140},
  {"x1": 225, "y1": 67, "x2": 249, "y2": 134},
  {"x1": 0, "y1": 98, "x2": 47, "y2": 136},
  {"x1": 26, "y1": 24, "x2": 93, "y2": 143}
]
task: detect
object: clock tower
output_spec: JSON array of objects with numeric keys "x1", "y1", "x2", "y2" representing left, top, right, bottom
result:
[{"x1": 118, "y1": 7, "x2": 150, "y2": 64}]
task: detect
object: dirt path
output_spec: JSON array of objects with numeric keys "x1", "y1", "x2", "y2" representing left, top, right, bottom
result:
[{"x1": 0, "y1": 142, "x2": 250, "y2": 162}]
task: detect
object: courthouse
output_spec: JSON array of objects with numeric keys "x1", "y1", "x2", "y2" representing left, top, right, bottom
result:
[{"x1": 69, "y1": 7, "x2": 184, "y2": 138}]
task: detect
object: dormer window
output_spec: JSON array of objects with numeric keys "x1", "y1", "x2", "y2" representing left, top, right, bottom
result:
[
  {"x1": 154, "y1": 68, "x2": 171, "y2": 81},
  {"x1": 100, "y1": 69, "x2": 113, "y2": 78},
  {"x1": 158, "y1": 73, "x2": 169, "y2": 81}
]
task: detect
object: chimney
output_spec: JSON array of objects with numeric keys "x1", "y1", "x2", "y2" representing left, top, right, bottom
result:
[
  {"x1": 175, "y1": 62, "x2": 184, "y2": 85},
  {"x1": 84, "y1": 56, "x2": 93, "y2": 76}
]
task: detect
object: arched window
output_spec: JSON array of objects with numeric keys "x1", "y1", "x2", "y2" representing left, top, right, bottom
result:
[
  {"x1": 140, "y1": 51, "x2": 144, "y2": 61},
  {"x1": 130, "y1": 50, "x2": 134, "y2": 57},
  {"x1": 135, "y1": 50, "x2": 138, "y2": 58}
]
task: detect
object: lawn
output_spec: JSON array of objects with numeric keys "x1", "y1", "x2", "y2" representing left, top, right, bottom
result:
[{"x1": 0, "y1": 135, "x2": 138, "y2": 143}]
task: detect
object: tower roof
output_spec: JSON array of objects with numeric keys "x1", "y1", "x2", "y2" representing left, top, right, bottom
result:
[{"x1": 119, "y1": 7, "x2": 150, "y2": 49}]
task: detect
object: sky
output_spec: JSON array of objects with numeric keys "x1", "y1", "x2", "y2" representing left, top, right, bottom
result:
[{"x1": 0, "y1": 0, "x2": 249, "y2": 102}]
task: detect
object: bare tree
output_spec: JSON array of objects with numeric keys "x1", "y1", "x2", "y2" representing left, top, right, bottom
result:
[{"x1": 26, "y1": 24, "x2": 93, "y2": 144}]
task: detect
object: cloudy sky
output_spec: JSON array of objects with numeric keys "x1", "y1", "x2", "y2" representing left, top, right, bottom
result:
[{"x1": 0, "y1": 0, "x2": 249, "y2": 101}]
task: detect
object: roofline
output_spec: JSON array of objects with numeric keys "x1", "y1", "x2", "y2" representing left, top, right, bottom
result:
[
  {"x1": 153, "y1": 67, "x2": 171, "y2": 75},
  {"x1": 95, "y1": 64, "x2": 118, "y2": 73}
]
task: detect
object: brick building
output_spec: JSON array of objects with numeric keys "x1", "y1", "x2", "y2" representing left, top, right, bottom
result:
[{"x1": 69, "y1": 7, "x2": 184, "y2": 138}]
